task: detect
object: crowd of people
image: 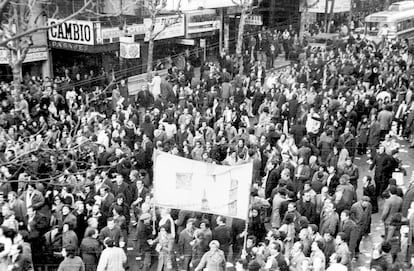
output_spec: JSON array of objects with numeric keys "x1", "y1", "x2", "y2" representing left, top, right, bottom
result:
[{"x1": 0, "y1": 21, "x2": 414, "y2": 271}]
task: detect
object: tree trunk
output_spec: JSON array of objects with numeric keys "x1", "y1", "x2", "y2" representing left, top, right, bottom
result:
[
  {"x1": 146, "y1": 37, "x2": 154, "y2": 81},
  {"x1": 384, "y1": 0, "x2": 390, "y2": 10},
  {"x1": 236, "y1": 5, "x2": 248, "y2": 75},
  {"x1": 12, "y1": 64, "x2": 22, "y2": 94},
  {"x1": 299, "y1": 8, "x2": 308, "y2": 42},
  {"x1": 236, "y1": 6, "x2": 247, "y2": 57}
]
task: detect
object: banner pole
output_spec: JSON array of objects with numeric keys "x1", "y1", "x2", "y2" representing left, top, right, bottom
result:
[{"x1": 242, "y1": 163, "x2": 253, "y2": 252}]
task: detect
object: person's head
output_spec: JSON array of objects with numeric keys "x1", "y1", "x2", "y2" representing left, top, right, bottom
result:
[
  {"x1": 62, "y1": 223, "x2": 71, "y2": 233},
  {"x1": 107, "y1": 217, "x2": 115, "y2": 230},
  {"x1": 361, "y1": 196, "x2": 371, "y2": 208},
  {"x1": 340, "y1": 210, "x2": 350, "y2": 221},
  {"x1": 62, "y1": 205, "x2": 71, "y2": 216},
  {"x1": 14, "y1": 230, "x2": 28, "y2": 244},
  {"x1": 312, "y1": 240, "x2": 324, "y2": 252},
  {"x1": 7, "y1": 191, "x2": 17, "y2": 202},
  {"x1": 378, "y1": 145, "x2": 385, "y2": 154},
  {"x1": 159, "y1": 225, "x2": 168, "y2": 237},
  {"x1": 115, "y1": 174, "x2": 124, "y2": 185},
  {"x1": 303, "y1": 192, "x2": 311, "y2": 202},
  {"x1": 27, "y1": 206, "x2": 35, "y2": 217},
  {"x1": 327, "y1": 165, "x2": 336, "y2": 174},
  {"x1": 209, "y1": 240, "x2": 220, "y2": 251},
  {"x1": 216, "y1": 215, "x2": 226, "y2": 225},
  {"x1": 292, "y1": 241, "x2": 303, "y2": 255},
  {"x1": 336, "y1": 232, "x2": 346, "y2": 244},
  {"x1": 116, "y1": 194, "x2": 124, "y2": 205},
  {"x1": 287, "y1": 202, "x2": 296, "y2": 212},
  {"x1": 324, "y1": 201, "x2": 335, "y2": 213},
  {"x1": 246, "y1": 235, "x2": 256, "y2": 248},
  {"x1": 345, "y1": 157, "x2": 352, "y2": 167},
  {"x1": 75, "y1": 200, "x2": 84, "y2": 212},
  {"x1": 186, "y1": 218, "x2": 195, "y2": 230},
  {"x1": 86, "y1": 228, "x2": 99, "y2": 239},
  {"x1": 62, "y1": 245, "x2": 76, "y2": 258},
  {"x1": 200, "y1": 219, "x2": 209, "y2": 230},
  {"x1": 389, "y1": 185, "x2": 397, "y2": 195},
  {"x1": 104, "y1": 237, "x2": 114, "y2": 248},
  {"x1": 88, "y1": 217, "x2": 98, "y2": 228}
]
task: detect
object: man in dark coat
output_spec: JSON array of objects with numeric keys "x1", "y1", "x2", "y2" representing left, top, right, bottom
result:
[
  {"x1": 326, "y1": 165, "x2": 340, "y2": 196},
  {"x1": 350, "y1": 197, "x2": 372, "y2": 255},
  {"x1": 265, "y1": 159, "x2": 279, "y2": 200},
  {"x1": 111, "y1": 174, "x2": 132, "y2": 206},
  {"x1": 212, "y1": 216, "x2": 232, "y2": 259},
  {"x1": 135, "y1": 213, "x2": 154, "y2": 271},
  {"x1": 369, "y1": 145, "x2": 392, "y2": 197},
  {"x1": 340, "y1": 210, "x2": 359, "y2": 259},
  {"x1": 80, "y1": 228, "x2": 101, "y2": 271}
]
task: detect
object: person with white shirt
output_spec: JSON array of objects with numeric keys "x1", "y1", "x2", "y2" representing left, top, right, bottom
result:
[{"x1": 150, "y1": 72, "x2": 161, "y2": 98}]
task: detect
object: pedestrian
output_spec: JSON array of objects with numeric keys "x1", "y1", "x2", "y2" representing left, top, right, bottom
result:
[
  {"x1": 150, "y1": 226, "x2": 175, "y2": 271},
  {"x1": 57, "y1": 245, "x2": 85, "y2": 271},
  {"x1": 381, "y1": 186, "x2": 403, "y2": 236},
  {"x1": 97, "y1": 238, "x2": 127, "y2": 271},
  {"x1": 350, "y1": 196, "x2": 372, "y2": 256},
  {"x1": 194, "y1": 240, "x2": 226, "y2": 271},
  {"x1": 80, "y1": 228, "x2": 101, "y2": 271}
]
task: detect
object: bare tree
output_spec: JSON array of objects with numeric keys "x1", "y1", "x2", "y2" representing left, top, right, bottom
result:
[
  {"x1": 232, "y1": 0, "x2": 258, "y2": 57},
  {"x1": 0, "y1": 0, "x2": 137, "y2": 93},
  {"x1": 142, "y1": 0, "x2": 182, "y2": 80}
]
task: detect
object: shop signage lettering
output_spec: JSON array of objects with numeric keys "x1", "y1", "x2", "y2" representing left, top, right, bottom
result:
[
  {"x1": 49, "y1": 41, "x2": 90, "y2": 52},
  {"x1": 246, "y1": 15, "x2": 263, "y2": 26},
  {"x1": 0, "y1": 46, "x2": 48, "y2": 64},
  {"x1": 49, "y1": 41, "x2": 119, "y2": 53},
  {"x1": 143, "y1": 15, "x2": 185, "y2": 41},
  {"x1": 48, "y1": 19, "x2": 95, "y2": 45}
]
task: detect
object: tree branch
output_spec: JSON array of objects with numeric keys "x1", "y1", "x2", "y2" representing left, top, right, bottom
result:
[
  {"x1": 0, "y1": 0, "x2": 94, "y2": 47},
  {"x1": 0, "y1": 0, "x2": 10, "y2": 16}
]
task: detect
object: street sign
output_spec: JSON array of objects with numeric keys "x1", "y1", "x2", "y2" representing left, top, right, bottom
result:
[{"x1": 200, "y1": 38, "x2": 206, "y2": 48}]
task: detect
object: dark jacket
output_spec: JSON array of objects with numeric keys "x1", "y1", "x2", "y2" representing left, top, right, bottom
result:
[
  {"x1": 80, "y1": 236, "x2": 101, "y2": 271},
  {"x1": 212, "y1": 225, "x2": 232, "y2": 255}
]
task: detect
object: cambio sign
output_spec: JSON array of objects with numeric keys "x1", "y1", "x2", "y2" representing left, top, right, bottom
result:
[{"x1": 48, "y1": 19, "x2": 95, "y2": 45}]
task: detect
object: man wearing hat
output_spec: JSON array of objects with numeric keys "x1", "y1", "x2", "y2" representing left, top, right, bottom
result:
[
  {"x1": 350, "y1": 196, "x2": 372, "y2": 257},
  {"x1": 136, "y1": 213, "x2": 154, "y2": 271}
]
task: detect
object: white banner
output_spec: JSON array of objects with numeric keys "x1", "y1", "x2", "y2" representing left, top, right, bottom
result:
[
  {"x1": 308, "y1": 0, "x2": 351, "y2": 13},
  {"x1": 48, "y1": 19, "x2": 95, "y2": 45},
  {"x1": 144, "y1": 15, "x2": 185, "y2": 41},
  {"x1": 153, "y1": 152, "x2": 253, "y2": 220}
]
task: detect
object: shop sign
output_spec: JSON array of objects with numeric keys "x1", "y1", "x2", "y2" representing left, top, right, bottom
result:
[
  {"x1": 143, "y1": 15, "x2": 185, "y2": 41},
  {"x1": 200, "y1": 39, "x2": 206, "y2": 48},
  {"x1": 246, "y1": 15, "x2": 263, "y2": 26},
  {"x1": 101, "y1": 27, "x2": 124, "y2": 40},
  {"x1": 49, "y1": 40, "x2": 119, "y2": 53},
  {"x1": 0, "y1": 46, "x2": 48, "y2": 64},
  {"x1": 187, "y1": 20, "x2": 220, "y2": 35},
  {"x1": 120, "y1": 37, "x2": 140, "y2": 59},
  {"x1": 308, "y1": 0, "x2": 351, "y2": 13},
  {"x1": 176, "y1": 39, "x2": 195, "y2": 46},
  {"x1": 126, "y1": 24, "x2": 146, "y2": 36},
  {"x1": 23, "y1": 47, "x2": 48, "y2": 63},
  {"x1": 48, "y1": 19, "x2": 95, "y2": 45}
]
